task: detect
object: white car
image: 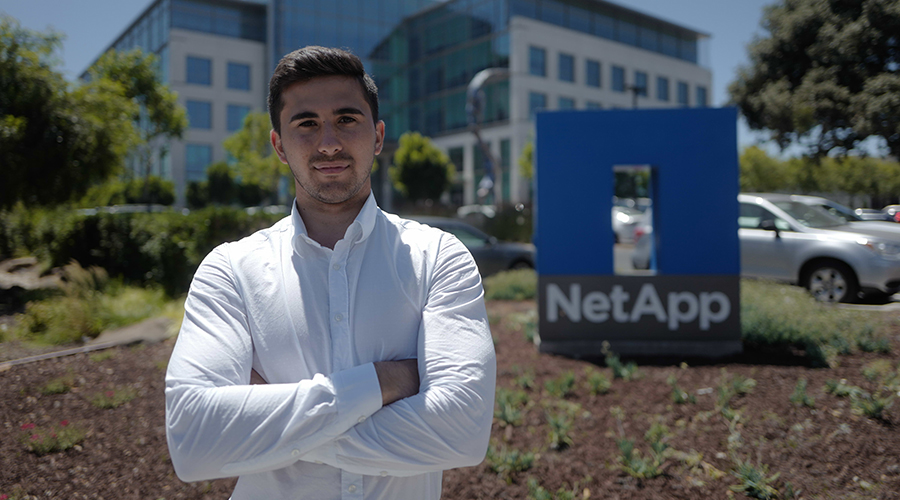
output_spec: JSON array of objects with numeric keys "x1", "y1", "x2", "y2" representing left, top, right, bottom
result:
[
  {"x1": 787, "y1": 194, "x2": 900, "y2": 235},
  {"x1": 738, "y1": 193, "x2": 900, "y2": 302}
]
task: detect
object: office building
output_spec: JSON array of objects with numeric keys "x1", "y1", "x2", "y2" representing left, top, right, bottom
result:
[
  {"x1": 86, "y1": 0, "x2": 438, "y2": 206},
  {"x1": 371, "y1": 0, "x2": 712, "y2": 205},
  {"x1": 87, "y1": 0, "x2": 711, "y2": 207}
]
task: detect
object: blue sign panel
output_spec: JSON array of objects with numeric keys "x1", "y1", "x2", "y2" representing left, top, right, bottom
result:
[{"x1": 535, "y1": 107, "x2": 741, "y2": 357}]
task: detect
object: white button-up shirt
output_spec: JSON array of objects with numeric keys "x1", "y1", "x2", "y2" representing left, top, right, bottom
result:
[{"x1": 165, "y1": 193, "x2": 496, "y2": 500}]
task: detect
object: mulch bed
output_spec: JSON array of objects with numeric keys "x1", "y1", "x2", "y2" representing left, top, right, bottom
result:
[{"x1": 2, "y1": 299, "x2": 899, "y2": 499}]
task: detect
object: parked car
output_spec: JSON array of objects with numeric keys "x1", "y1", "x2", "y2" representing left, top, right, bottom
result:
[
  {"x1": 738, "y1": 193, "x2": 900, "y2": 302},
  {"x1": 884, "y1": 205, "x2": 900, "y2": 223},
  {"x1": 410, "y1": 216, "x2": 535, "y2": 277},
  {"x1": 612, "y1": 206, "x2": 644, "y2": 243},
  {"x1": 786, "y1": 195, "x2": 900, "y2": 236},
  {"x1": 855, "y1": 208, "x2": 896, "y2": 222}
]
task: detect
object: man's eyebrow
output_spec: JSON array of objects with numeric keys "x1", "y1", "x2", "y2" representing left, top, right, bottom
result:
[{"x1": 288, "y1": 108, "x2": 365, "y2": 123}]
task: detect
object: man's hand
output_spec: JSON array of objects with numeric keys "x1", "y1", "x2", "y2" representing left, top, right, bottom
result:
[{"x1": 373, "y1": 359, "x2": 420, "y2": 406}]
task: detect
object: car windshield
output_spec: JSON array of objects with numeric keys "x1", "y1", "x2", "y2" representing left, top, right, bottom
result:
[
  {"x1": 818, "y1": 202, "x2": 863, "y2": 222},
  {"x1": 772, "y1": 201, "x2": 845, "y2": 228}
]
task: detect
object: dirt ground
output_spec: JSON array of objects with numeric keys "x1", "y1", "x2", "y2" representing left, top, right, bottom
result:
[{"x1": 1, "y1": 299, "x2": 899, "y2": 499}]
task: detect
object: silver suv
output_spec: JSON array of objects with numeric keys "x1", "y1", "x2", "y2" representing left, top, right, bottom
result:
[{"x1": 739, "y1": 193, "x2": 900, "y2": 302}]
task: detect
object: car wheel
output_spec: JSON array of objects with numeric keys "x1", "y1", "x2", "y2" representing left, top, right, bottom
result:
[{"x1": 803, "y1": 261, "x2": 858, "y2": 303}]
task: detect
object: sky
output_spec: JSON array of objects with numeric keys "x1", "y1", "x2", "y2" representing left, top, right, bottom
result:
[{"x1": 0, "y1": 0, "x2": 776, "y2": 149}]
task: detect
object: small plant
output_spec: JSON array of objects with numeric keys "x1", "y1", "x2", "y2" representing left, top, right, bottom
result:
[
  {"x1": 39, "y1": 374, "x2": 75, "y2": 395},
  {"x1": 851, "y1": 390, "x2": 894, "y2": 420},
  {"x1": 585, "y1": 368, "x2": 611, "y2": 395},
  {"x1": 545, "y1": 371, "x2": 577, "y2": 398},
  {"x1": 485, "y1": 442, "x2": 536, "y2": 484},
  {"x1": 513, "y1": 366, "x2": 536, "y2": 390},
  {"x1": 857, "y1": 335, "x2": 891, "y2": 354},
  {"x1": 824, "y1": 378, "x2": 864, "y2": 398},
  {"x1": 729, "y1": 458, "x2": 780, "y2": 500},
  {"x1": 495, "y1": 388, "x2": 529, "y2": 427},
  {"x1": 610, "y1": 407, "x2": 668, "y2": 479},
  {"x1": 90, "y1": 385, "x2": 139, "y2": 409},
  {"x1": 18, "y1": 420, "x2": 86, "y2": 455},
  {"x1": 504, "y1": 310, "x2": 538, "y2": 343},
  {"x1": 89, "y1": 350, "x2": 115, "y2": 362},
  {"x1": 861, "y1": 359, "x2": 894, "y2": 382},
  {"x1": 602, "y1": 342, "x2": 639, "y2": 380},
  {"x1": 667, "y1": 375, "x2": 696, "y2": 404},
  {"x1": 526, "y1": 476, "x2": 591, "y2": 500},
  {"x1": 546, "y1": 410, "x2": 574, "y2": 450},
  {"x1": 483, "y1": 269, "x2": 536, "y2": 301},
  {"x1": 789, "y1": 378, "x2": 815, "y2": 408}
]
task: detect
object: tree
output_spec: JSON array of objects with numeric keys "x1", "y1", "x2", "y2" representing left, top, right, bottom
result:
[
  {"x1": 223, "y1": 111, "x2": 288, "y2": 204},
  {"x1": 1, "y1": 16, "x2": 138, "y2": 208},
  {"x1": 518, "y1": 140, "x2": 534, "y2": 180},
  {"x1": 87, "y1": 48, "x2": 187, "y2": 202},
  {"x1": 729, "y1": 0, "x2": 900, "y2": 159},
  {"x1": 389, "y1": 132, "x2": 454, "y2": 202}
]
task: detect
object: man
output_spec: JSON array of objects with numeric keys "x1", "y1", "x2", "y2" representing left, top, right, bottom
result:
[{"x1": 165, "y1": 46, "x2": 496, "y2": 499}]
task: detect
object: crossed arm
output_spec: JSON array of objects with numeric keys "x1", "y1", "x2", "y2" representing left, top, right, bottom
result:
[{"x1": 165, "y1": 238, "x2": 495, "y2": 481}]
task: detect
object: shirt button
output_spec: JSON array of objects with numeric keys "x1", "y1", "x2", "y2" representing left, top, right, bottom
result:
[
  {"x1": 348, "y1": 485, "x2": 357, "y2": 493},
  {"x1": 335, "y1": 313, "x2": 343, "y2": 322},
  {"x1": 333, "y1": 263, "x2": 341, "y2": 270},
  {"x1": 291, "y1": 449, "x2": 300, "y2": 457},
  {"x1": 357, "y1": 416, "x2": 366, "y2": 423},
  {"x1": 380, "y1": 471, "x2": 388, "y2": 477},
  {"x1": 315, "y1": 460, "x2": 323, "y2": 465}
]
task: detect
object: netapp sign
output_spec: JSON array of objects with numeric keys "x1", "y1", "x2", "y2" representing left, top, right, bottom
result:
[{"x1": 534, "y1": 108, "x2": 742, "y2": 357}]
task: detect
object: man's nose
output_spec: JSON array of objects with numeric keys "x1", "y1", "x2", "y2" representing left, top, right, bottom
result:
[{"x1": 318, "y1": 123, "x2": 342, "y2": 156}]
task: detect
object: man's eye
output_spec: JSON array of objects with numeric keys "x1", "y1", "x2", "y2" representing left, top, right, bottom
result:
[
  {"x1": 297, "y1": 120, "x2": 317, "y2": 128},
  {"x1": 338, "y1": 116, "x2": 357, "y2": 124}
]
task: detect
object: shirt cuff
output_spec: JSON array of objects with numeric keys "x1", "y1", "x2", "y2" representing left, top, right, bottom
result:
[{"x1": 332, "y1": 362, "x2": 383, "y2": 425}]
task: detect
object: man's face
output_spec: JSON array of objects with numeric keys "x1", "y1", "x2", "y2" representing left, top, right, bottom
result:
[{"x1": 271, "y1": 75, "x2": 384, "y2": 208}]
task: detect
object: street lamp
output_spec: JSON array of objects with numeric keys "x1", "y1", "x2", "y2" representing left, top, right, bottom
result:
[{"x1": 466, "y1": 68, "x2": 509, "y2": 205}]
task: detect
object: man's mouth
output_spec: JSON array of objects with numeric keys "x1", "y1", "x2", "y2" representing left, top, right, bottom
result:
[{"x1": 315, "y1": 164, "x2": 349, "y2": 174}]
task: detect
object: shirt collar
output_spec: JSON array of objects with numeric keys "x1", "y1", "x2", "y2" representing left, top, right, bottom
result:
[{"x1": 290, "y1": 192, "x2": 378, "y2": 251}]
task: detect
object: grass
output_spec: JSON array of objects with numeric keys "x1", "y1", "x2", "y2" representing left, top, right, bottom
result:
[
  {"x1": 484, "y1": 269, "x2": 536, "y2": 301},
  {"x1": 740, "y1": 280, "x2": 891, "y2": 367},
  {"x1": 7, "y1": 261, "x2": 184, "y2": 346},
  {"x1": 90, "y1": 385, "x2": 139, "y2": 409}
]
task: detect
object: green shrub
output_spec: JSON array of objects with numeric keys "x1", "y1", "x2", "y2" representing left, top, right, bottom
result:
[
  {"x1": 586, "y1": 369, "x2": 611, "y2": 395},
  {"x1": 18, "y1": 420, "x2": 86, "y2": 455},
  {"x1": 484, "y1": 269, "x2": 536, "y2": 301},
  {"x1": 544, "y1": 371, "x2": 576, "y2": 398},
  {"x1": 90, "y1": 386, "x2": 139, "y2": 409},
  {"x1": 729, "y1": 458, "x2": 780, "y2": 500},
  {"x1": 486, "y1": 443, "x2": 536, "y2": 483},
  {"x1": 741, "y1": 280, "x2": 890, "y2": 366}
]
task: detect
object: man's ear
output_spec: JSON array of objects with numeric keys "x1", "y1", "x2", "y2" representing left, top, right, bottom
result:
[
  {"x1": 374, "y1": 120, "x2": 385, "y2": 156},
  {"x1": 271, "y1": 129, "x2": 288, "y2": 164}
]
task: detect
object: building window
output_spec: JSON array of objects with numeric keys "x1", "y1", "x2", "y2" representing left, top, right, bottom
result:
[
  {"x1": 586, "y1": 59, "x2": 601, "y2": 88},
  {"x1": 529, "y1": 46, "x2": 546, "y2": 77},
  {"x1": 558, "y1": 96, "x2": 575, "y2": 110},
  {"x1": 657, "y1": 76, "x2": 670, "y2": 102},
  {"x1": 634, "y1": 71, "x2": 648, "y2": 96},
  {"x1": 558, "y1": 53, "x2": 574, "y2": 82},
  {"x1": 529, "y1": 92, "x2": 547, "y2": 120},
  {"x1": 586, "y1": 101, "x2": 602, "y2": 109},
  {"x1": 612, "y1": 65, "x2": 625, "y2": 92},
  {"x1": 227, "y1": 104, "x2": 250, "y2": 132},
  {"x1": 186, "y1": 144, "x2": 212, "y2": 182},
  {"x1": 186, "y1": 56, "x2": 211, "y2": 85},
  {"x1": 696, "y1": 85, "x2": 708, "y2": 107},
  {"x1": 227, "y1": 62, "x2": 250, "y2": 90},
  {"x1": 186, "y1": 100, "x2": 212, "y2": 129},
  {"x1": 677, "y1": 81, "x2": 689, "y2": 106}
]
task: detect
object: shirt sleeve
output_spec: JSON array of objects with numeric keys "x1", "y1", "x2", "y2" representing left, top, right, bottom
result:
[
  {"x1": 300, "y1": 234, "x2": 497, "y2": 476},
  {"x1": 164, "y1": 245, "x2": 383, "y2": 482}
]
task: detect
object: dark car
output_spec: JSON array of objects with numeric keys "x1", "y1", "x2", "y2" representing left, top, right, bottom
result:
[{"x1": 411, "y1": 216, "x2": 535, "y2": 277}]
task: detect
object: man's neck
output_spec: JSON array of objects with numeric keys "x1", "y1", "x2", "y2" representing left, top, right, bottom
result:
[{"x1": 295, "y1": 192, "x2": 368, "y2": 250}]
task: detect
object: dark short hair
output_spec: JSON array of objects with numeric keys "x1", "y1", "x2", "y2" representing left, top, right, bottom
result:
[{"x1": 267, "y1": 46, "x2": 379, "y2": 134}]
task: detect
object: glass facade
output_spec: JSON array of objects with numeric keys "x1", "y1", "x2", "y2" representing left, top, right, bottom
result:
[
  {"x1": 187, "y1": 56, "x2": 212, "y2": 85},
  {"x1": 507, "y1": 0, "x2": 701, "y2": 64},
  {"x1": 677, "y1": 81, "x2": 689, "y2": 106},
  {"x1": 558, "y1": 96, "x2": 575, "y2": 110},
  {"x1": 612, "y1": 65, "x2": 625, "y2": 92},
  {"x1": 227, "y1": 62, "x2": 251, "y2": 90},
  {"x1": 634, "y1": 70, "x2": 647, "y2": 96},
  {"x1": 186, "y1": 144, "x2": 212, "y2": 181},
  {"x1": 227, "y1": 104, "x2": 251, "y2": 131},
  {"x1": 696, "y1": 85, "x2": 708, "y2": 107},
  {"x1": 529, "y1": 46, "x2": 546, "y2": 76},
  {"x1": 558, "y1": 52, "x2": 574, "y2": 82},
  {"x1": 657, "y1": 76, "x2": 669, "y2": 101},
  {"x1": 187, "y1": 100, "x2": 212, "y2": 129},
  {"x1": 586, "y1": 59, "x2": 600, "y2": 87},
  {"x1": 529, "y1": 92, "x2": 546, "y2": 119},
  {"x1": 172, "y1": 0, "x2": 265, "y2": 42}
]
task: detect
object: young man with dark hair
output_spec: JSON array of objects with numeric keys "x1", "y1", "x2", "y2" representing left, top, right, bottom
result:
[{"x1": 165, "y1": 46, "x2": 496, "y2": 499}]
